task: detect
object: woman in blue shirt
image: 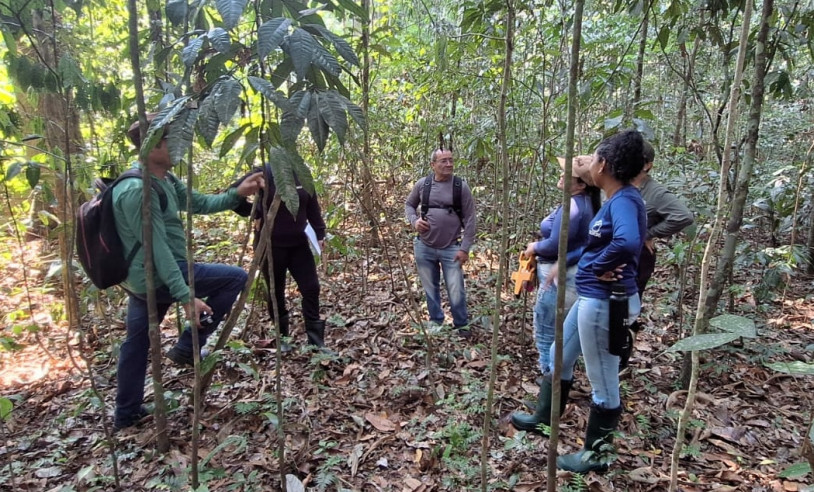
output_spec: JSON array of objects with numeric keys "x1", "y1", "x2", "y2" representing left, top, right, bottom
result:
[
  {"x1": 511, "y1": 156, "x2": 600, "y2": 433},
  {"x1": 555, "y1": 130, "x2": 647, "y2": 473}
]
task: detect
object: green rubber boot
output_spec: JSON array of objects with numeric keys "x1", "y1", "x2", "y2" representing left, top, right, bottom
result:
[
  {"x1": 557, "y1": 404, "x2": 623, "y2": 473},
  {"x1": 511, "y1": 376, "x2": 572, "y2": 433}
]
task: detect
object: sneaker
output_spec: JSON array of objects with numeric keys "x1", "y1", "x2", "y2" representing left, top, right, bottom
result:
[
  {"x1": 167, "y1": 346, "x2": 210, "y2": 367},
  {"x1": 456, "y1": 326, "x2": 472, "y2": 339},
  {"x1": 113, "y1": 405, "x2": 150, "y2": 431}
]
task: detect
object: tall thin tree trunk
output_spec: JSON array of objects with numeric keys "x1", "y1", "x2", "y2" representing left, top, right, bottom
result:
[
  {"x1": 669, "y1": 0, "x2": 766, "y2": 488},
  {"x1": 480, "y1": 1, "x2": 513, "y2": 489},
  {"x1": 547, "y1": 0, "x2": 584, "y2": 488},
  {"x1": 127, "y1": 0, "x2": 170, "y2": 453}
]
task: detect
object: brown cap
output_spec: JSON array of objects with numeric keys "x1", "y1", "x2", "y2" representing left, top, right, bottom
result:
[{"x1": 557, "y1": 155, "x2": 595, "y2": 187}]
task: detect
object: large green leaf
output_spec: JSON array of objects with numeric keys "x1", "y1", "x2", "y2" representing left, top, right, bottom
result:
[
  {"x1": 288, "y1": 28, "x2": 319, "y2": 80},
  {"x1": 216, "y1": 0, "x2": 247, "y2": 30},
  {"x1": 25, "y1": 162, "x2": 41, "y2": 188},
  {"x1": 211, "y1": 79, "x2": 242, "y2": 125},
  {"x1": 765, "y1": 361, "x2": 814, "y2": 375},
  {"x1": 665, "y1": 333, "x2": 741, "y2": 353},
  {"x1": 319, "y1": 91, "x2": 348, "y2": 144},
  {"x1": 280, "y1": 110, "x2": 304, "y2": 147},
  {"x1": 709, "y1": 314, "x2": 757, "y2": 338},
  {"x1": 4, "y1": 162, "x2": 22, "y2": 182},
  {"x1": 196, "y1": 96, "x2": 221, "y2": 148},
  {"x1": 0, "y1": 397, "x2": 12, "y2": 421},
  {"x1": 167, "y1": 108, "x2": 197, "y2": 165},
  {"x1": 307, "y1": 95, "x2": 329, "y2": 152},
  {"x1": 219, "y1": 124, "x2": 248, "y2": 158},
  {"x1": 258, "y1": 18, "x2": 291, "y2": 59},
  {"x1": 141, "y1": 101, "x2": 188, "y2": 161},
  {"x1": 334, "y1": 92, "x2": 365, "y2": 129},
  {"x1": 310, "y1": 42, "x2": 341, "y2": 77},
  {"x1": 247, "y1": 76, "x2": 291, "y2": 111},
  {"x1": 268, "y1": 147, "x2": 301, "y2": 217},
  {"x1": 208, "y1": 27, "x2": 231, "y2": 53},
  {"x1": 182, "y1": 37, "x2": 205, "y2": 67},
  {"x1": 306, "y1": 24, "x2": 360, "y2": 66},
  {"x1": 296, "y1": 90, "x2": 312, "y2": 118},
  {"x1": 778, "y1": 462, "x2": 811, "y2": 479},
  {"x1": 291, "y1": 152, "x2": 315, "y2": 196},
  {"x1": 166, "y1": 0, "x2": 187, "y2": 26}
]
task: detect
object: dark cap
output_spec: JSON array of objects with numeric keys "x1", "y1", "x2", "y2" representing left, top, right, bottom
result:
[{"x1": 127, "y1": 113, "x2": 159, "y2": 147}]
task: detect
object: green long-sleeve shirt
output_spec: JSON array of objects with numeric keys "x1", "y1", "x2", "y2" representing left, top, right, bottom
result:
[{"x1": 112, "y1": 169, "x2": 240, "y2": 303}]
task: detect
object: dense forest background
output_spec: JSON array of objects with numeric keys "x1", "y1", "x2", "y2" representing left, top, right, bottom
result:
[{"x1": 1, "y1": 0, "x2": 814, "y2": 490}]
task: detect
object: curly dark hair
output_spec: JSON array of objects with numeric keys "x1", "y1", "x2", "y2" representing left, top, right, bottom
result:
[{"x1": 595, "y1": 130, "x2": 645, "y2": 184}]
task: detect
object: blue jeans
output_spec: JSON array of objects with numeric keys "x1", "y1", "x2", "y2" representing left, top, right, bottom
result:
[
  {"x1": 534, "y1": 262, "x2": 577, "y2": 373},
  {"x1": 115, "y1": 261, "x2": 247, "y2": 421},
  {"x1": 548, "y1": 294, "x2": 640, "y2": 409},
  {"x1": 413, "y1": 238, "x2": 468, "y2": 327}
]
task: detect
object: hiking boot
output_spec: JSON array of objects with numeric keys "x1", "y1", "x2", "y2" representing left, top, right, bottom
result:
[
  {"x1": 113, "y1": 405, "x2": 150, "y2": 431},
  {"x1": 511, "y1": 375, "x2": 572, "y2": 433},
  {"x1": 167, "y1": 346, "x2": 210, "y2": 367},
  {"x1": 557, "y1": 404, "x2": 623, "y2": 473},
  {"x1": 456, "y1": 326, "x2": 472, "y2": 339}
]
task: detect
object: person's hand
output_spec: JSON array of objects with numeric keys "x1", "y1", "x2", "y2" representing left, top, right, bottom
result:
[
  {"x1": 184, "y1": 298, "x2": 213, "y2": 328},
  {"x1": 454, "y1": 250, "x2": 469, "y2": 265},
  {"x1": 236, "y1": 173, "x2": 264, "y2": 198},
  {"x1": 318, "y1": 239, "x2": 325, "y2": 251},
  {"x1": 522, "y1": 242, "x2": 536, "y2": 259},
  {"x1": 645, "y1": 238, "x2": 655, "y2": 254},
  {"x1": 543, "y1": 263, "x2": 558, "y2": 289},
  {"x1": 414, "y1": 217, "x2": 430, "y2": 233},
  {"x1": 597, "y1": 264, "x2": 626, "y2": 282}
]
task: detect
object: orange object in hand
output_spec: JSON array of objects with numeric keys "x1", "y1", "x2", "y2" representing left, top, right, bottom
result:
[{"x1": 511, "y1": 254, "x2": 536, "y2": 296}]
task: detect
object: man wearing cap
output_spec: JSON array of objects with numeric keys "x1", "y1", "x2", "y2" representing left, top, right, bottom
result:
[
  {"x1": 111, "y1": 114, "x2": 264, "y2": 430},
  {"x1": 620, "y1": 141, "x2": 694, "y2": 369},
  {"x1": 405, "y1": 147, "x2": 477, "y2": 338},
  {"x1": 632, "y1": 141, "x2": 694, "y2": 298}
]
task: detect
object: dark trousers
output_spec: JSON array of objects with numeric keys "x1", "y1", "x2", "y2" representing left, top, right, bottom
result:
[
  {"x1": 637, "y1": 245, "x2": 657, "y2": 299},
  {"x1": 115, "y1": 261, "x2": 247, "y2": 421},
  {"x1": 261, "y1": 244, "x2": 321, "y2": 322}
]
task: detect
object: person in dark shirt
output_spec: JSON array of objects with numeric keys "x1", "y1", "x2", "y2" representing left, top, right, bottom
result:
[
  {"x1": 618, "y1": 141, "x2": 695, "y2": 369},
  {"x1": 234, "y1": 164, "x2": 329, "y2": 352},
  {"x1": 113, "y1": 115, "x2": 264, "y2": 430},
  {"x1": 553, "y1": 130, "x2": 647, "y2": 473}
]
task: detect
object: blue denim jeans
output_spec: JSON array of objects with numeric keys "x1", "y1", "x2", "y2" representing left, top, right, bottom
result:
[
  {"x1": 413, "y1": 238, "x2": 469, "y2": 327},
  {"x1": 548, "y1": 293, "x2": 640, "y2": 409},
  {"x1": 534, "y1": 262, "x2": 577, "y2": 373},
  {"x1": 115, "y1": 261, "x2": 247, "y2": 421}
]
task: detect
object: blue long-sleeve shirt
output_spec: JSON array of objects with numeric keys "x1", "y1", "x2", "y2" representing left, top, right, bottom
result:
[
  {"x1": 533, "y1": 193, "x2": 595, "y2": 267},
  {"x1": 576, "y1": 185, "x2": 646, "y2": 298}
]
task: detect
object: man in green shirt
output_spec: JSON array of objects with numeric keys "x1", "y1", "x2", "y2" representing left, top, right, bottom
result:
[{"x1": 113, "y1": 115, "x2": 264, "y2": 430}]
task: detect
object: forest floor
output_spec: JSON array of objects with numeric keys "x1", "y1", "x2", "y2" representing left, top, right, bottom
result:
[{"x1": 1, "y1": 221, "x2": 814, "y2": 491}]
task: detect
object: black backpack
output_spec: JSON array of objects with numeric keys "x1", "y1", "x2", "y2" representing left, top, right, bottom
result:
[
  {"x1": 420, "y1": 173, "x2": 463, "y2": 224},
  {"x1": 75, "y1": 169, "x2": 168, "y2": 289}
]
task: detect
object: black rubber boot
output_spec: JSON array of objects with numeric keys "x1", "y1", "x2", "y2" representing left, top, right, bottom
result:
[
  {"x1": 511, "y1": 376, "x2": 572, "y2": 433},
  {"x1": 304, "y1": 319, "x2": 325, "y2": 346},
  {"x1": 557, "y1": 404, "x2": 623, "y2": 473}
]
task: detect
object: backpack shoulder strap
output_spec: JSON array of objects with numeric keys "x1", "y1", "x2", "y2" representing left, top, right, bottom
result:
[
  {"x1": 112, "y1": 169, "x2": 169, "y2": 212},
  {"x1": 420, "y1": 173, "x2": 433, "y2": 219},
  {"x1": 452, "y1": 176, "x2": 463, "y2": 222}
]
